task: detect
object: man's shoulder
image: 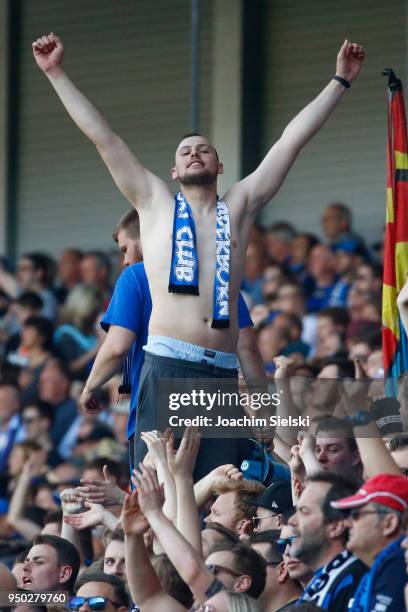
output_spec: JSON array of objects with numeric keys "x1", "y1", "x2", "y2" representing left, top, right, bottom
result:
[{"x1": 120, "y1": 261, "x2": 146, "y2": 280}]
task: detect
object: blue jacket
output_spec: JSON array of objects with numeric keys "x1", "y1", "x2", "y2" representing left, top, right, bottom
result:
[{"x1": 350, "y1": 536, "x2": 406, "y2": 612}]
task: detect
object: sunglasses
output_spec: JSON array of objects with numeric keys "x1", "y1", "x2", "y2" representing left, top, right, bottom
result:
[
  {"x1": 251, "y1": 513, "x2": 278, "y2": 528},
  {"x1": 276, "y1": 536, "x2": 297, "y2": 554},
  {"x1": 348, "y1": 509, "x2": 390, "y2": 521},
  {"x1": 206, "y1": 563, "x2": 242, "y2": 579},
  {"x1": 68, "y1": 597, "x2": 121, "y2": 611}
]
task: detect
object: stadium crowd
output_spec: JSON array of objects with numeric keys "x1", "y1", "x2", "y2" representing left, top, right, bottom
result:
[{"x1": 0, "y1": 200, "x2": 407, "y2": 611}]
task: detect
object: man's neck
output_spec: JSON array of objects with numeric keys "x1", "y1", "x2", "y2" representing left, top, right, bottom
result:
[
  {"x1": 315, "y1": 272, "x2": 335, "y2": 287},
  {"x1": 262, "y1": 582, "x2": 302, "y2": 611},
  {"x1": 310, "y1": 542, "x2": 344, "y2": 572},
  {"x1": 358, "y1": 534, "x2": 402, "y2": 568},
  {"x1": 180, "y1": 184, "x2": 218, "y2": 214}
]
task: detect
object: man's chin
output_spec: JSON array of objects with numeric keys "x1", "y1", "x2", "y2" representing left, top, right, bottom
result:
[{"x1": 180, "y1": 171, "x2": 217, "y2": 187}]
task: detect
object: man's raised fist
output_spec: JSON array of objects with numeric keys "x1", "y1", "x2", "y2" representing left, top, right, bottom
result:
[{"x1": 32, "y1": 32, "x2": 64, "y2": 73}]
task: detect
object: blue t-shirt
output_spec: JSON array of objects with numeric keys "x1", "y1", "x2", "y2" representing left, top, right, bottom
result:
[{"x1": 101, "y1": 262, "x2": 252, "y2": 439}]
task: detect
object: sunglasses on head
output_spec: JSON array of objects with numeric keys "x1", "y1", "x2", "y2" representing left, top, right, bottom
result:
[
  {"x1": 276, "y1": 536, "x2": 297, "y2": 554},
  {"x1": 68, "y1": 597, "x2": 121, "y2": 611}
]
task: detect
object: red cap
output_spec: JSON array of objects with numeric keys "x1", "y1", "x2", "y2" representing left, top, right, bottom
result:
[{"x1": 331, "y1": 473, "x2": 408, "y2": 513}]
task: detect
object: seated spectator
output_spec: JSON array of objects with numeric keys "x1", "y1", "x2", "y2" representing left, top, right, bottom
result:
[
  {"x1": 55, "y1": 284, "x2": 103, "y2": 380},
  {"x1": 72, "y1": 571, "x2": 128, "y2": 612},
  {"x1": 0, "y1": 382, "x2": 24, "y2": 473},
  {"x1": 38, "y1": 359, "x2": 78, "y2": 448},
  {"x1": 55, "y1": 248, "x2": 83, "y2": 304},
  {"x1": 332, "y1": 473, "x2": 408, "y2": 611},
  {"x1": 16, "y1": 253, "x2": 58, "y2": 320},
  {"x1": 250, "y1": 529, "x2": 302, "y2": 611},
  {"x1": 307, "y1": 246, "x2": 340, "y2": 312},
  {"x1": 264, "y1": 222, "x2": 296, "y2": 266},
  {"x1": 242, "y1": 239, "x2": 268, "y2": 306},
  {"x1": 289, "y1": 472, "x2": 367, "y2": 610},
  {"x1": 80, "y1": 251, "x2": 112, "y2": 308},
  {"x1": 21, "y1": 401, "x2": 62, "y2": 467},
  {"x1": 290, "y1": 233, "x2": 318, "y2": 288},
  {"x1": 4, "y1": 291, "x2": 43, "y2": 355},
  {"x1": 12, "y1": 316, "x2": 54, "y2": 406},
  {"x1": 204, "y1": 479, "x2": 264, "y2": 534},
  {"x1": 21, "y1": 534, "x2": 80, "y2": 594},
  {"x1": 257, "y1": 324, "x2": 291, "y2": 375},
  {"x1": 320, "y1": 202, "x2": 368, "y2": 258},
  {"x1": 352, "y1": 261, "x2": 382, "y2": 294}
]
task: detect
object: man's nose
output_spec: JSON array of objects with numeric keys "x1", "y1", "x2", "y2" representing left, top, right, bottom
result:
[{"x1": 316, "y1": 449, "x2": 327, "y2": 462}]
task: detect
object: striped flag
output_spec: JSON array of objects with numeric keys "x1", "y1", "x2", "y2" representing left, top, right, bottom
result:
[{"x1": 382, "y1": 69, "x2": 408, "y2": 383}]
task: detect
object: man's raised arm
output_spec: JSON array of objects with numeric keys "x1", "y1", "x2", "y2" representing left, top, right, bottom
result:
[
  {"x1": 32, "y1": 33, "x2": 166, "y2": 208},
  {"x1": 239, "y1": 40, "x2": 365, "y2": 216}
]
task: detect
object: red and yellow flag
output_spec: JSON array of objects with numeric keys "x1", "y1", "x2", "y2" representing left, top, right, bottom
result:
[{"x1": 382, "y1": 69, "x2": 408, "y2": 380}]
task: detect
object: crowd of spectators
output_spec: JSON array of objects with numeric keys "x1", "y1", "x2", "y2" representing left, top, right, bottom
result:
[{"x1": 0, "y1": 201, "x2": 407, "y2": 611}]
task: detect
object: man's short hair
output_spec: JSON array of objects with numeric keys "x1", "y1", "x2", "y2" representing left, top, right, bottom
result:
[
  {"x1": 156, "y1": 554, "x2": 194, "y2": 608},
  {"x1": 83, "y1": 250, "x2": 112, "y2": 274},
  {"x1": 178, "y1": 133, "x2": 219, "y2": 160},
  {"x1": 249, "y1": 529, "x2": 283, "y2": 564},
  {"x1": 23, "y1": 316, "x2": 55, "y2": 351},
  {"x1": 320, "y1": 357, "x2": 355, "y2": 379},
  {"x1": 318, "y1": 307, "x2": 350, "y2": 329},
  {"x1": 112, "y1": 209, "x2": 140, "y2": 242},
  {"x1": 23, "y1": 252, "x2": 55, "y2": 286},
  {"x1": 74, "y1": 571, "x2": 129, "y2": 607},
  {"x1": 306, "y1": 471, "x2": 360, "y2": 543},
  {"x1": 267, "y1": 221, "x2": 297, "y2": 242},
  {"x1": 43, "y1": 510, "x2": 63, "y2": 527},
  {"x1": 315, "y1": 416, "x2": 358, "y2": 453},
  {"x1": 84, "y1": 457, "x2": 123, "y2": 482},
  {"x1": 31, "y1": 534, "x2": 80, "y2": 593},
  {"x1": 328, "y1": 202, "x2": 352, "y2": 227},
  {"x1": 214, "y1": 480, "x2": 265, "y2": 522},
  {"x1": 210, "y1": 542, "x2": 266, "y2": 599},
  {"x1": 15, "y1": 291, "x2": 44, "y2": 311}
]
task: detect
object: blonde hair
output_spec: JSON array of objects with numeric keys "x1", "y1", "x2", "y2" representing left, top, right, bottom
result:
[
  {"x1": 226, "y1": 591, "x2": 263, "y2": 612},
  {"x1": 59, "y1": 284, "x2": 103, "y2": 334}
]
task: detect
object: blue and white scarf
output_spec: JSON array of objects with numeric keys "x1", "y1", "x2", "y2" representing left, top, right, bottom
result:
[{"x1": 168, "y1": 192, "x2": 231, "y2": 329}]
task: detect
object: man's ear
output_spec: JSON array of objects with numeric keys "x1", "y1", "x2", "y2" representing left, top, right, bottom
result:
[
  {"x1": 382, "y1": 512, "x2": 400, "y2": 538},
  {"x1": 235, "y1": 574, "x2": 251, "y2": 593},
  {"x1": 327, "y1": 519, "x2": 347, "y2": 541},
  {"x1": 59, "y1": 564, "x2": 73, "y2": 584},
  {"x1": 277, "y1": 561, "x2": 289, "y2": 584},
  {"x1": 217, "y1": 162, "x2": 224, "y2": 176},
  {"x1": 171, "y1": 166, "x2": 178, "y2": 180},
  {"x1": 351, "y1": 450, "x2": 361, "y2": 467}
]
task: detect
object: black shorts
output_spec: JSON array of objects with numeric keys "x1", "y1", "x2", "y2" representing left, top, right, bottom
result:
[{"x1": 134, "y1": 352, "x2": 251, "y2": 481}]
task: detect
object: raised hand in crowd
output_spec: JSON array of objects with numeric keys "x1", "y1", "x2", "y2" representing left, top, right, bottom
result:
[
  {"x1": 167, "y1": 427, "x2": 202, "y2": 553},
  {"x1": 64, "y1": 501, "x2": 117, "y2": 531},
  {"x1": 142, "y1": 429, "x2": 176, "y2": 523},
  {"x1": 120, "y1": 491, "x2": 150, "y2": 538},
  {"x1": 194, "y1": 462, "x2": 243, "y2": 509},
  {"x1": 32, "y1": 33, "x2": 64, "y2": 75},
  {"x1": 76, "y1": 464, "x2": 126, "y2": 506},
  {"x1": 167, "y1": 426, "x2": 201, "y2": 479}
]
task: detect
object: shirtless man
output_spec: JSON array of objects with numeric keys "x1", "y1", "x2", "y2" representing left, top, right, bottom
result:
[{"x1": 33, "y1": 34, "x2": 364, "y2": 475}]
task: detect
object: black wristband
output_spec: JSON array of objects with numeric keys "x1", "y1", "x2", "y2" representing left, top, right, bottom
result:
[{"x1": 333, "y1": 75, "x2": 351, "y2": 89}]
